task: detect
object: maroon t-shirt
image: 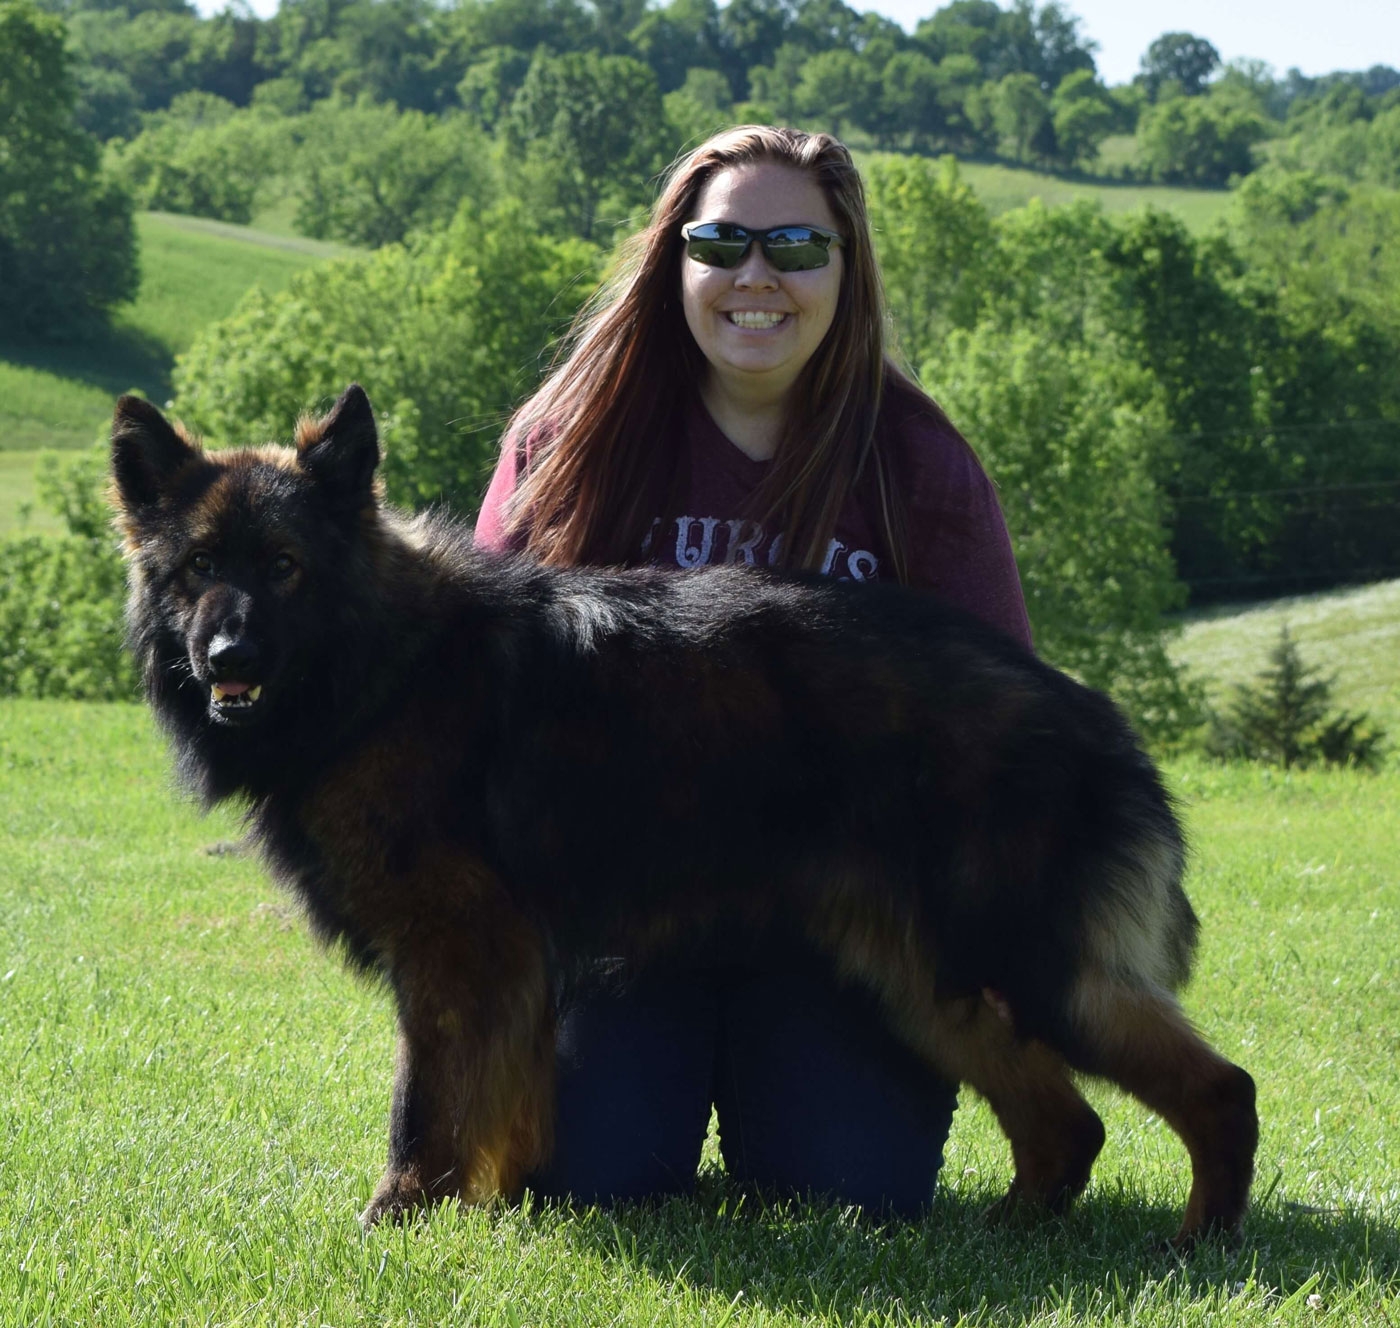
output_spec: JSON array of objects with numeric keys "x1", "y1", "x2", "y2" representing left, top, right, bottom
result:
[{"x1": 474, "y1": 395, "x2": 1032, "y2": 649}]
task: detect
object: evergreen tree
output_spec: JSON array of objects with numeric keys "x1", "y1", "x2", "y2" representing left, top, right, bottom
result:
[{"x1": 1209, "y1": 627, "x2": 1387, "y2": 769}]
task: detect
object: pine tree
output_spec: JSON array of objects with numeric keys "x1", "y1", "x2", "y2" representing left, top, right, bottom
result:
[{"x1": 1209, "y1": 626, "x2": 1387, "y2": 770}]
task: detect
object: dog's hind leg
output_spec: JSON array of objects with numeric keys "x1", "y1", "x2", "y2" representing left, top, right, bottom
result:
[
  {"x1": 921, "y1": 997, "x2": 1107, "y2": 1219},
  {"x1": 817, "y1": 922, "x2": 1104, "y2": 1220},
  {"x1": 1065, "y1": 977, "x2": 1257, "y2": 1250}
]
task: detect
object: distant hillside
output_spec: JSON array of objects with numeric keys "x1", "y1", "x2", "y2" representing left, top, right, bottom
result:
[
  {"x1": 860, "y1": 151, "x2": 1235, "y2": 231},
  {"x1": 0, "y1": 213, "x2": 345, "y2": 534},
  {"x1": 1173, "y1": 580, "x2": 1400, "y2": 737}
]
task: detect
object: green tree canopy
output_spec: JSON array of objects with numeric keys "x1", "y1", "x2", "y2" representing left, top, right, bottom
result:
[
  {"x1": 0, "y1": 0, "x2": 139, "y2": 338},
  {"x1": 504, "y1": 49, "x2": 668, "y2": 241},
  {"x1": 172, "y1": 199, "x2": 599, "y2": 508},
  {"x1": 1138, "y1": 31, "x2": 1220, "y2": 100}
]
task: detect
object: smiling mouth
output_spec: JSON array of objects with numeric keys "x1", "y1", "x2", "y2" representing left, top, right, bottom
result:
[
  {"x1": 210, "y1": 680, "x2": 263, "y2": 714},
  {"x1": 726, "y1": 311, "x2": 788, "y2": 329}
]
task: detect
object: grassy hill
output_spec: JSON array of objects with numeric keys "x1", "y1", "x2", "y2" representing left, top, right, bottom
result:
[
  {"x1": 0, "y1": 213, "x2": 346, "y2": 534},
  {"x1": 1173, "y1": 579, "x2": 1400, "y2": 741},
  {"x1": 856, "y1": 149, "x2": 1234, "y2": 231}
]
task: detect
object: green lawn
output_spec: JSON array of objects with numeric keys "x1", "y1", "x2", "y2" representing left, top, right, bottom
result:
[{"x1": 1, "y1": 700, "x2": 1395, "y2": 1325}]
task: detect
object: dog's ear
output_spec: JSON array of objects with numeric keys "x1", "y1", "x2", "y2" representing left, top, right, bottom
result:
[
  {"x1": 296, "y1": 384, "x2": 380, "y2": 513},
  {"x1": 111, "y1": 396, "x2": 202, "y2": 511}
]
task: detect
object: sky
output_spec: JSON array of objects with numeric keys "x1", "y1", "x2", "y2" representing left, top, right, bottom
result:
[
  {"x1": 199, "y1": 0, "x2": 1400, "y2": 89},
  {"x1": 866, "y1": 0, "x2": 1400, "y2": 86}
]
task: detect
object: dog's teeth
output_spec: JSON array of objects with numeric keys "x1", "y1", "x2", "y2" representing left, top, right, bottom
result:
[
  {"x1": 212, "y1": 683, "x2": 226, "y2": 701},
  {"x1": 248, "y1": 685, "x2": 262, "y2": 702}
]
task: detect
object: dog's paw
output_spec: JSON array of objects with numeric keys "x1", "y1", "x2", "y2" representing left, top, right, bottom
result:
[
  {"x1": 360, "y1": 1172, "x2": 429, "y2": 1229},
  {"x1": 981, "y1": 1189, "x2": 1051, "y2": 1228}
]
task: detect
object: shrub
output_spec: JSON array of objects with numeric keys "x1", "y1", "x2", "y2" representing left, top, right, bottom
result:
[
  {"x1": 930, "y1": 322, "x2": 1204, "y2": 745},
  {"x1": 1207, "y1": 626, "x2": 1388, "y2": 769},
  {"x1": 0, "y1": 446, "x2": 136, "y2": 702}
]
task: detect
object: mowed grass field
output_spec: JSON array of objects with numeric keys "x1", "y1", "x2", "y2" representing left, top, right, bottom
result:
[
  {"x1": 0, "y1": 213, "x2": 345, "y2": 534},
  {"x1": 1, "y1": 688, "x2": 1396, "y2": 1325},
  {"x1": 856, "y1": 148, "x2": 1234, "y2": 230}
]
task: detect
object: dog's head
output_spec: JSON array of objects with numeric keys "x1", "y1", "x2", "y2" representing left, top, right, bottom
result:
[{"x1": 110, "y1": 385, "x2": 381, "y2": 732}]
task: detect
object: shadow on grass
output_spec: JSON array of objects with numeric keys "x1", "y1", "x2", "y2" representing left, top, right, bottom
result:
[
  {"x1": 0, "y1": 318, "x2": 173, "y2": 404},
  {"x1": 542, "y1": 1178, "x2": 1400, "y2": 1323}
]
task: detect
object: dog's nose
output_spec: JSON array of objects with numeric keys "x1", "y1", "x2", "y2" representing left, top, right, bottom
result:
[{"x1": 208, "y1": 634, "x2": 260, "y2": 678}]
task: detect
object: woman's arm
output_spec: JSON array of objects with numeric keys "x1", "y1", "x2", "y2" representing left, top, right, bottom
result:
[{"x1": 897, "y1": 412, "x2": 1033, "y2": 651}]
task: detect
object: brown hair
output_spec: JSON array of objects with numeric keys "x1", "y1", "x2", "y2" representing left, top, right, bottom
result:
[{"x1": 502, "y1": 125, "x2": 944, "y2": 582}]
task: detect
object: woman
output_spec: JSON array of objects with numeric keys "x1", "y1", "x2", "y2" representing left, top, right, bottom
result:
[{"x1": 474, "y1": 126, "x2": 1031, "y2": 1215}]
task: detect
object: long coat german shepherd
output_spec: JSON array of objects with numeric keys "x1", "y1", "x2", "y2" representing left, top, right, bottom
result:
[{"x1": 110, "y1": 385, "x2": 1257, "y2": 1249}]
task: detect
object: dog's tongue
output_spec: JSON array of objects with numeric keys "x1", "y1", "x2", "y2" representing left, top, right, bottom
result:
[{"x1": 218, "y1": 681, "x2": 252, "y2": 696}]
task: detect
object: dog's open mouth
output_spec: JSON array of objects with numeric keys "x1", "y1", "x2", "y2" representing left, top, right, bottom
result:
[{"x1": 210, "y1": 680, "x2": 264, "y2": 718}]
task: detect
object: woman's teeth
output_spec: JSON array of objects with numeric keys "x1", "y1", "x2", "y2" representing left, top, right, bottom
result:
[{"x1": 727, "y1": 311, "x2": 786, "y2": 329}]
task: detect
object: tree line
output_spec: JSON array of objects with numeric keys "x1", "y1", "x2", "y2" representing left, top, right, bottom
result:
[{"x1": 34, "y1": 0, "x2": 1400, "y2": 184}]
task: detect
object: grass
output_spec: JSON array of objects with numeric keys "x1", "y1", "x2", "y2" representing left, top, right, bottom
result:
[
  {"x1": 0, "y1": 212, "x2": 341, "y2": 457},
  {"x1": 1, "y1": 699, "x2": 1396, "y2": 1325},
  {"x1": 1173, "y1": 579, "x2": 1400, "y2": 739},
  {"x1": 954, "y1": 160, "x2": 1233, "y2": 231},
  {"x1": 0, "y1": 450, "x2": 63, "y2": 537},
  {"x1": 856, "y1": 148, "x2": 1235, "y2": 232}
]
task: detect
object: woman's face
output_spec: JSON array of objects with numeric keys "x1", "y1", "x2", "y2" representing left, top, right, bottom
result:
[{"x1": 680, "y1": 161, "x2": 844, "y2": 409}]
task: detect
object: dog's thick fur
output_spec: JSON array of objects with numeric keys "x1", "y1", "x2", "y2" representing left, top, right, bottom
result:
[{"x1": 111, "y1": 385, "x2": 1258, "y2": 1248}]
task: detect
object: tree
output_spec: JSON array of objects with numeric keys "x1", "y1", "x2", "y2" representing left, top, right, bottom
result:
[
  {"x1": 1137, "y1": 95, "x2": 1268, "y2": 185},
  {"x1": 794, "y1": 48, "x2": 878, "y2": 139},
  {"x1": 629, "y1": 0, "x2": 723, "y2": 94},
  {"x1": 504, "y1": 50, "x2": 669, "y2": 241},
  {"x1": 930, "y1": 321, "x2": 1198, "y2": 743},
  {"x1": 880, "y1": 50, "x2": 946, "y2": 150},
  {"x1": 865, "y1": 154, "x2": 993, "y2": 366},
  {"x1": 294, "y1": 101, "x2": 495, "y2": 248},
  {"x1": 0, "y1": 442, "x2": 136, "y2": 700},
  {"x1": 1138, "y1": 31, "x2": 1220, "y2": 101},
  {"x1": 172, "y1": 199, "x2": 600, "y2": 509},
  {"x1": 112, "y1": 94, "x2": 289, "y2": 224},
  {"x1": 457, "y1": 45, "x2": 532, "y2": 129},
  {"x1": 744, "y1": 41, "x2": 807, "y2": 122},
  {"x1": 991, "y1": 70, "x2": 1048, "y2": 160},
  {"x1": 1208, "y1": 627, "x2": 1387, "y2": 769},
  {"x1": 716, "y1": 0, "x2": 793, "y2": 98},
  {"x1": 1050, "y1": 69, "x2": 1115, "y2": 168},
  {"x1": 663, "y1": 67, "x2": 733, "y2": 148},
  {"x1": 0, "y1": 1, "x2": 139, "y2": 339}
]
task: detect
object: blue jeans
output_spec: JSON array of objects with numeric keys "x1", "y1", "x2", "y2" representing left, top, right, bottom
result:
[{"x1": 527, "y1": 945, "x2": 958, "y2": 1216}]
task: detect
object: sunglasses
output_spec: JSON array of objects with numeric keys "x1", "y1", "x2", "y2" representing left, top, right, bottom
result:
[{"x1": 680, "y1": 222, "x2": 844, "y2": 272}]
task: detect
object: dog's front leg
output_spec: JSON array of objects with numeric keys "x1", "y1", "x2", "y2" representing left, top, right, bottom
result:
[
  {"x1": 362, "y1": 1024, "x2": 469, "y2": 1225},
  {"x1": 360, "y1": 895, "x2": 555, "y2": 1227}
]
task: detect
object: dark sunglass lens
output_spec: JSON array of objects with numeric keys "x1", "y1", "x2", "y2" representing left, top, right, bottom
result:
[
  {"x1": 687, "y1": 238, "x2": 747, "y2": 268},
  {"x1": 761, "y1": 227, "x2": 831, "y2": 272},
  {"x1": 685, "y1": 223, "x2": 751, "y2": 268}
]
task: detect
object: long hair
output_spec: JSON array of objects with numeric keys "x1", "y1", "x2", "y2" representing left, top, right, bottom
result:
[{"x1": 502, "y1": 125, "x2": 943, "y2": 581}]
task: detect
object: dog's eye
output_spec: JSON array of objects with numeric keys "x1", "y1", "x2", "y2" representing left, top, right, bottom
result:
[
  {"x1": 270, "y1": 553, "x2": 297, "y2": 580},
  {"x1": 189, "y1": 552, "x2": 214, "y2": 578}
]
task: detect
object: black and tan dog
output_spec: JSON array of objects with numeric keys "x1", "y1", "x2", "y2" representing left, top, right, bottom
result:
[{"x1": 110, "y1": 385, "x2": 1257, "y2": 1248}]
